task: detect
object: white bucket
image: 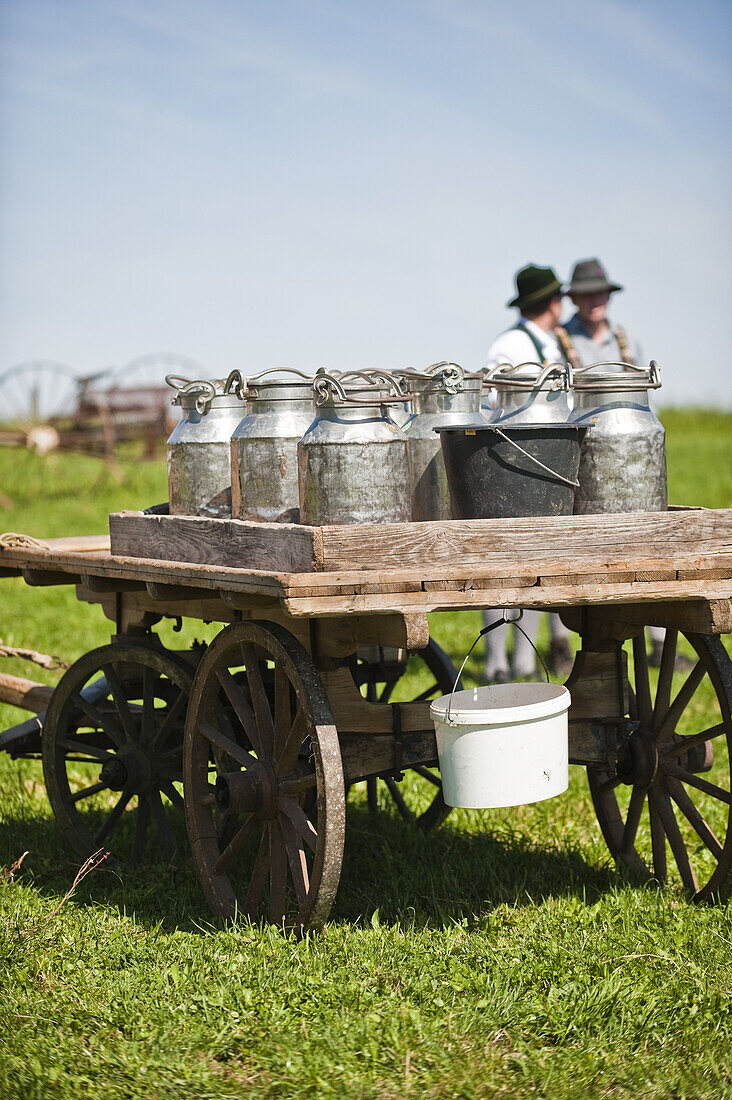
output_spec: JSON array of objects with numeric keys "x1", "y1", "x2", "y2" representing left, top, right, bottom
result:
[{"x1": 430, "y1": 682, "x2": 571, "y2": 809}]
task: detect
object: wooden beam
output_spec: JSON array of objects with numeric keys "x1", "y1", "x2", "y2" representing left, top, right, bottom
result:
[
  {"x1": 0, "y1": 671, "x2": 54, "y2": 713},
  {"x1": 22, "y1": 568, "x2": 82, "y2": 587}
]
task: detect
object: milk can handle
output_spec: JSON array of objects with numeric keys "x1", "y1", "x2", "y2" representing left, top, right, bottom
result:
[
  {"x1": 247, "y1": 367, "x2": 313, "y2": 384},
  {"x1": 491, "y1": 425, "x2": 580, "y2": 489},
  {"x1": 484, "y1": 360, "x2": 572, "y2": 391},
  {"x1": 445, "y1": 609, "x2": 550, "y2": 723},
  {"x1": 224, "y1": 369, "x2": 245, "y2": 396},
  {"x1": 573, "y1": 359, "x2": 662, "y2": 390},
  {"x1": 313, "y1": 370, "x2": 409, "y2": 406},
  {"x1": 167, "y1": 377, "x2": 216, "y2": 413},
  {"x1": 164, "y1": 374, "x2": 191, "y2": 391}
]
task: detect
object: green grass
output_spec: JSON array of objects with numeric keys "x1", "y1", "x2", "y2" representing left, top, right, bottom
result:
[{"x1": 1, "y1": 413, "x2": 732, "y2": 1099}]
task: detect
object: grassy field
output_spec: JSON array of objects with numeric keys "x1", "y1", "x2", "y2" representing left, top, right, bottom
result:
[{"x1": 1, "y1": 409, "x2": 731, "y2": 1099}]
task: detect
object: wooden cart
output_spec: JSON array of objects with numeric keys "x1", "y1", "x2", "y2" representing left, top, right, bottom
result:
[{"x1": 1, "y1": 507, "x2": 731, "y2": 932}]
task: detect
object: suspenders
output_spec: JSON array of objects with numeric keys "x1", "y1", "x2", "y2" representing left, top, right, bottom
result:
[
  {"x1": 514, "y1": 322, "x2": 550, "y2": 365},
  {"x1": 555, "y1": 322, "x2": 635, "y2": 367}
]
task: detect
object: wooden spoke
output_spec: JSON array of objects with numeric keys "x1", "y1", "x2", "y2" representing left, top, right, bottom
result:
[
  {"x1": 657, "y1": 661, "x2": 706, "y2": 740},
  {"x1": 197, "y1": 721, "x2": 259, "y2": 770},
  {"x1": 213, "y1": 814, "x2": 258, "y2": 874},
  {"x1": 280, "y1": 814, "x2": 309, "y2": 908},
  {"x1": 101, "y1": 664, "x2": 138, "y2": 745},
  {"x1": 651, "y1": 788, "x2": 699, "y2": 894},
  {"x1": 69, "y1": 692, "x2": 124, "y2": 748},
  {"x1": 275, "y1": 709, "x2": 307, "y2": 777},
  {"x1": 652, "y1": 629, "x2": 678, "y2": 730},
  {"x1": 241, "y1": 644, "x2": 276, "y2": 757},
  {"x1": 215, "y1": 667, "x2": 263, "y2": 757},
  {"x1": 667, "y1": 778, "x2": 724, "y2": 859},
  {"x1": 242, "y1": 828, "x2": 270, "y2": 918},
  {"x1": 59, "y1": 739, "x2": 114, "y2": 762},
  {"x1": 280, "y1": 773, "x2": 317, "y2": 796},
  {"x1": 273, "y1": 666, "x2": 292, "y2": 756},
  {"x1": 648, "y1": 792, "x2": 667, "y2": 884},
  {"x1": 632, "y1": 635, "x2": 653, "y2": 726},
  {"x1": 664, "y1": 761, "x2": 731, "y2": 805},
  {"x1": 662, "y1": 724, "x2": 727, "y2": 758},
  {"x1": 132, "y1": 794, "x2": 151, "y2": 864},
  {"x1": 268, "y1": 820, "x2": 288, "y2": 925},
  {"x1": 160, "y1": 781, "x2": 185, "y2": 814},
  {"x1": 183, "y1": 621, "x2": 344, "y2": 933},
  {"x1": 141, "y1": 665, "x2": 156, "y2": 743},
  {"x1": 384, "y1": 777, "x2": 416, "y2": 823},
  {"x1": 69, "y1": 780, "x2": 109, "y2": 803},
  {"x1": 413, "y1": 766, "x2": 442, "y2": 786},
  {"x1": 95, "y1": 791, "x2": 132, "y2": 844},
  {"x1": 279, "y1": 796, "x2": 318, "y2": 852},
  {"x1": 621, "y1": 785, "x2": 646, "y2": 857},
  {"x1": 149, "y1": 787, "x2": 177, "y2": 862},
  {"x1": 43, "y1": 642, "x2": 192, "y2": 865},
  {"x1": 150, "y1": 688, "x2": 189, "y2": 751}
]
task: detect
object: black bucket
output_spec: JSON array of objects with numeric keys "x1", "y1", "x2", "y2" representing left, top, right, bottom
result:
[{"x1": 436, "y1": 423, "x2": 586, "y2": 519}]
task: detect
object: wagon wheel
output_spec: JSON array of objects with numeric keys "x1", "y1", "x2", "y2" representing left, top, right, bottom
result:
[
  {"x1": 588, "y1": 629, "x2": 732, "y2": 902},
  {"x1": 184, "y1": 621, "x2": 345, "y2": 933},
  {"x1": 42, "y1": 642, "x2": 192, "y2": 864},
  {"x1": 350, "y1": 639, "x2": 459, "y2": 832}
]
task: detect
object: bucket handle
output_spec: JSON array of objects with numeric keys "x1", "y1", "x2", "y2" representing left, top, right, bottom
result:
[
  {"x1": 445, "y1": 609, "x2": 550, "y2": 723},
  {"x1": 491, "y1": 425, "x2": 580, "y2": 490}
]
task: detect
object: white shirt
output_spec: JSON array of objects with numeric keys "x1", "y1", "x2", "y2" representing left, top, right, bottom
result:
[{"x1": 486, "y1": 317, "x2": 563, "y2": 371}]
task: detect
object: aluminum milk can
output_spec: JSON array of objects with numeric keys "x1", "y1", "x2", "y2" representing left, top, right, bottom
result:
[
  {"x1": 230, "y1": 369, "x2": 315, "y2": 523},
  {"x1": 298, "y1": 370, "x2": 411, "y2": 525},
  {"x1": 166, "y1": 373, "x2": 244, "y2": 517},
  {"x1": 401, "y1": 362, "x2": 486, "y2": 521},
  {"x1": 569, "y1": 360, "x2": 667, "y2": 513},
  {"x1": 484, "y1": 361, "x2": 572, "y2": 424}
]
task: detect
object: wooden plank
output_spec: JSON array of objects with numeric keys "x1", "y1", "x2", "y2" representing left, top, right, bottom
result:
[
  {"x1": 283, "y1": 581, "x2": 732, "y2": 618},
  {"x1": 280, "y1": 553, "x2": 732, "y2": 591},
  {"x1": 317, "y1": 509, "x2": 732, "y2": 572},
  {"x1": 109, "y1": 512, "x2": 320, "y2": 572},
  {"x1": 106, "y1": 509, "x2": 732, "y2": 578}
]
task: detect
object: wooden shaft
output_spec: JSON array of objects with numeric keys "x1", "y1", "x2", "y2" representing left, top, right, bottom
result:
[{"x1": 0, "y1": 671, "x2": 55, "y2": 713}]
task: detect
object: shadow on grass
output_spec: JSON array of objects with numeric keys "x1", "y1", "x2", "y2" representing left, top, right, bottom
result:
[
  {"x1": 333, "y1": 803, "x2": 621, "y2": 928},
  {"x1": 0, "y1": 799, "x2": 626, "y2": 935}
]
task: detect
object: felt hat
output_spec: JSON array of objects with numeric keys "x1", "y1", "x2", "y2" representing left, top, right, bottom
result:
[
  {"x1": 566, "y1": 258, "x2": 622, "y2": 295},
  {"x1": 508, "y1": 264, "x2": 563, "y2": 309}
]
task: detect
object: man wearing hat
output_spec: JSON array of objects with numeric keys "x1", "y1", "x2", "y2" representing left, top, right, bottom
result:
[
  {"x1": 556, "y1": 258, "x2": 641, "y2": 369},
  {"x1": 483, "y1": 263, "x2": 570, "y2": 681},
  {"x1": 486, "y1": 263, "x2": 565, "y2": 369}
]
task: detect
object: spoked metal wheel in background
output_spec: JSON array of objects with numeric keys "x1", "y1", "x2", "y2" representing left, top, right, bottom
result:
[
  {"x1": 42, "y1": 642, "x2": 192, "y2": 864},
  {"x1": 184, "y1": 621, "x2": 345, "y2": 933},
  {"x1": 349, "y1": 639, "x2": 460, "y2": 832},
  {"x1": 588, "y1": 629, "x2": 732, "y2": 902},
  {"x1": 0, "y1": 361, "x2": 83, "y2": 424}
]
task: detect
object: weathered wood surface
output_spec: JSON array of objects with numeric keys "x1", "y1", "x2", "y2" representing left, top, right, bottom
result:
[
  {"x1": 0, "y1": 671, "x2": 54, "y2": 713},
  {"x1": 109, "y1": 508, "x2": 732, "y2": 574},
  {"x1": 1, "y1": 511, "x2": 730, "y2": 623},
  {"x1": 110, "y1": 512, "x2": 320, "y2": 572}
]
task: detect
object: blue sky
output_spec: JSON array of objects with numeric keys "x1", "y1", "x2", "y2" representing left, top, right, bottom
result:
[{"x1": 1, "y1": 0, "x2": 730, "y2": 404}]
